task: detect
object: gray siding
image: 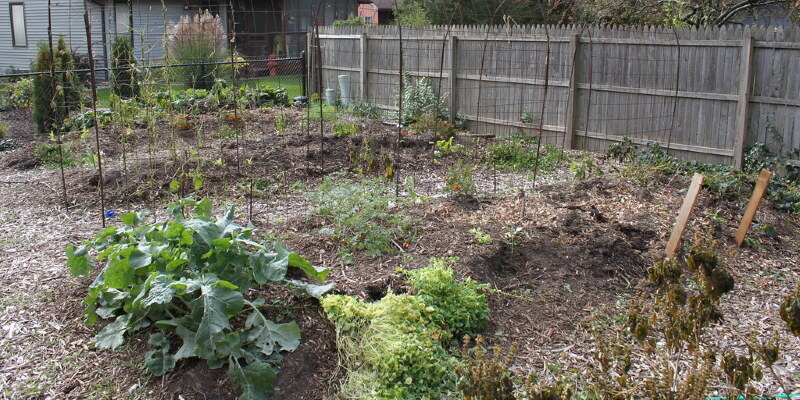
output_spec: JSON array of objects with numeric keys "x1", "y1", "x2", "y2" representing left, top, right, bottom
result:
[{"x1": 0, "y1": 0, "x2": 105, "y2": 72}]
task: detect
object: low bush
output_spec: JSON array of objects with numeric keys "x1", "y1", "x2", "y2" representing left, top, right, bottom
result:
[
  {"x1": 67, "y1": 198, "x2": 333, "y2": 399},
  {"x1": 612, "y1": 139, "x2": 800, "y2": 214},
  {"x1": 35, "y1": 142, "x2": 76, "y2": 168},
  {"x1": 489, "y1": 136, "x2": 566, "y2": 172},
  {"x1": 322, "y1": 258, "x2": 488, "y2": 399},
  {"x1": 308, "y1": 172, "x2": 414, "y2": 257}
]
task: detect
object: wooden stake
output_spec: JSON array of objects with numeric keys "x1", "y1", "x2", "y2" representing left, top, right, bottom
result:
[
  {"x1": 735, "y1": 169, "x2": 772, "y2": 246},
  {"x1": 666, "y1": 173, "x2": 705, "y2": 258}
]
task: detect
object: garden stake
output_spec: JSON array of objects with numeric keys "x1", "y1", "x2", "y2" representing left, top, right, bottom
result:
[
  {"x1": 83, "y1": 7, "x2": 107, "y2": 228},
  {"x1": 735, "y1": 169, "x2": 772, "y2": 246},
  {"x1": 229, "y1": 0, "x2": 240, "y2": 175},
  {"x1": 665, "y1": 27, "x2": 682, "y2": 155},
  {"x1": 665, "y1": 173, "x2": 704, "y2": 258},
  {"x1": 313, "y1": 22, "x2": 325, "y2": 173},
  {"x1": 395, "y1": 21, "x2": 404, "y2": 197},
  {"x1": 47, "y1": 0, "x2": 68, "y2": 209}
]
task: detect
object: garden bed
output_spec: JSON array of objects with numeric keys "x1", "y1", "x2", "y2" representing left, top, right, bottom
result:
[{"x1": 1, "y1": 105, "x2": 799, "y2": 399}]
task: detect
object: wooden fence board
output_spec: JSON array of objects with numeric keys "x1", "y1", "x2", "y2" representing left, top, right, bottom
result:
[{"x1": 315, "y1": 25, "x2": 800, "y2": 167}]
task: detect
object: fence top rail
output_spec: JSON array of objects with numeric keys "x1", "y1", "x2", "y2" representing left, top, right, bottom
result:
[
  {"x1": 0, "y1": 57, "x2": 303, "y2": 80},
  {"x1": 317, "y1": 24, "x2": 800, "y2": 42}
]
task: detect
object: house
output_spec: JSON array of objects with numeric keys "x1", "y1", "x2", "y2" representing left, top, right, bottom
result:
[
  {"x1": 357, "y1": 0, "x2": 394, "y2": 25},
  {"x1": 0, "y1": 0, "x2": 360, "y2": 73}
]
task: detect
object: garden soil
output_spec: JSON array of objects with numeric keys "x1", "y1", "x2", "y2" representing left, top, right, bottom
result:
[{"x1": 1, "y1": 107, "x2": 798, "y2": 398}]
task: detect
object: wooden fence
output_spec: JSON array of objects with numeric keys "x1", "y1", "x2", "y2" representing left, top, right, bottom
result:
[{"x1": 310, "y1": 24, "x2": 800, "y2": 167}]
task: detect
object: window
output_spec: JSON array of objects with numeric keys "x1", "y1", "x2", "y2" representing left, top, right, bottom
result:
[
  {"x1": 364, "y1": 15, "x2": 372, "y2": 24},
  {"x1": 10, "y1": 3, "x2": 27, "y2": 47}
]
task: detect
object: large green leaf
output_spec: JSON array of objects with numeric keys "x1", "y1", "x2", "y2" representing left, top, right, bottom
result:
[
  {"x1": 285, "y1": 280, "x2": 335, "y2": 299},
  {"x1": 144, "y1": 333, "x2": 176, "y2": 376},
  {"x1": 132, "y1": 273, "x2": 175, "y2": 310},
  {"x1": 66, "y1": 245, "x2": 95, "y2": 276},
  {"x1": 251, "y1": 251, "x2": 287, "y2": 284},
  {"x1": 95, "y1": 314, "x2": 131, "y2": 350},
  {"x1": 245, "y1": 312, "x2": 300, "y2": 356},
  {"x1": 228, "y1": 360, "x2": 277, "y2": 400},
  {"x1": 104, "y1": 258, "x2": 135, "y2": 289},
  {"x1": 194, "y1": 284, "x2": 245, "y2": 359},
  {"x1": 129, "y1": 249, "x2": 153, "y2": 269}
]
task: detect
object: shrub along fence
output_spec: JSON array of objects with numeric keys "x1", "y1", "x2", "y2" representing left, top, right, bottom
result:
[{"x1": 310, "y1": 24, "x2": 800, "y2": 167}]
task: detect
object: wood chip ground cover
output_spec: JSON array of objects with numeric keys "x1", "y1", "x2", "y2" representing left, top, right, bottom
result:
[{"x1": 0, "y1": 108, "x2": 798, "y2": 398}]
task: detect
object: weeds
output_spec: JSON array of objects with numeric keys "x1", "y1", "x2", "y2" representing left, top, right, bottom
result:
[
  {"x1": 308, "y1": 172, "x2": 414, "y2": 257},
  {"x1": 489, "y1": 136, "x2": 565, "y2": 172}
]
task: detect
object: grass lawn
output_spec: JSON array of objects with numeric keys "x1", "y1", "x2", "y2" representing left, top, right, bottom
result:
[{"x1": 95, "y1": 75, "x2": 303, "y2": 108}]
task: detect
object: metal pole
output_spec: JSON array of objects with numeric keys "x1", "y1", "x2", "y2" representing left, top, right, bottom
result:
[{"x1": 84, "y1": 3, "x2": 107, "y2": 227}]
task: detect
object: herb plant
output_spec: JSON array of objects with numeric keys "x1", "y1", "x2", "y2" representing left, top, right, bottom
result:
[{"x1": 67, "y1": 198, "x2": 333, "y2": 399}]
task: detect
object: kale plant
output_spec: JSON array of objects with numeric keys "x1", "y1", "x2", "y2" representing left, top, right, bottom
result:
[{"x1": 67, "y1": 198, "x2": 332, "y2": 399}]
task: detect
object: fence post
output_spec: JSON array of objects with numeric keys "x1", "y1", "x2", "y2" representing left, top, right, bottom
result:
[
  {"x1": 733, "y1": 30, "x2": 754, "y2": 169},
  {"x1": 564, "y1": 33, "x2": 580, "y2": 150},
  {"x1": 447, "y1": 35, "x2": 458, "y2": 124},
  {"x1": 301, "y1": 51, "x2": 308, "y2": 97},
  {"x1": 360, "y1": 32, "x2": 368, "y2": 100}
]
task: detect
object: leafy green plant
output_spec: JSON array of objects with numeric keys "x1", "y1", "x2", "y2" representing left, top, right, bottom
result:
[
  {"x1": 14, "y1": 78, "x2": 34, "y2": 108},
  {"x1": 309, "y1": 172, "x2": 413, "y2": 257},
  {"x1": 403, "y1": 258, "x2": 488, "y2": 339},
  {"x1": 489, "y1": 136, "x2": 565, "y2": 172},
  {"x1": 433, "y1": 136, "x2": 464, "y2": 162},
  {"x1": 348, "y1": 99, "x2": 381, "y2": 119},
  {"x1": 0, "y1": 122, "x2": 6, "y2": 139},
  {"x1": 274, "y1": 113, "x2": 290, "y2": 135},
  {"x1": 322, "y1": 258, "x2": 487, "y2": 399},
  {"x1": 446, "y1": 159, "x2": 477, "y2": 196},
  {"x1": 67, "y1": 198, "x2": 332, "y2": 399},
  {"x1": 569, "y1": 151, "x2": 603, "y2": 180},
  {"x1": 413, "y1": 112, "x2": 456, "y2": 141},
  {"x1": 390, "y1": 73, "x2": 448, "y2": 125},
  {"x1": 606, "y1": 136, "x2": 637, "y2": 162},
  {"x1": 468, "y1": 227, "x2": 492, "y2": 245},
  {"x1": 35, "y1": 142, "x2": 76, "y2": 168},
  {"x1": 333, "y1": 117, "x2": 358, "y2": 137},
  {"x1": 111, "y1": 37, "x2": 140, "y2": 99}
]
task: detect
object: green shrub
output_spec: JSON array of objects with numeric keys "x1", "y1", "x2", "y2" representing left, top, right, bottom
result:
[
  {"x1": 167, "y1": 10, "x2": 228, "y2": 90},
  {"x1": 333, "y1": 14, "x2": 366, "y2": 26},
  {"x1": 67, "y1": 198, "x2": 333, "y2": 399},
  {"x1": 390, "y1": 73, "x2": 448, "y2": 125},
  {"x1": 111, "y1": 37, "x2": 140, "y2": 99},
  {"x1": 445, "y1": 159, "x2": 477, "y2": 196},
  {"x1": 403, "y1": 257, "x2": 488, "y2": 339},
  {"x1": 35, "y1": 143, "x2": 76, "y2": 168},
  {"x1": 31, "y1": 37, "x2": 83, "y2": 133},
  {"x1": 0, "y1": 122, "x2": 6, "y2": 139},
  {"x1": 322, "y1": 259, "x2": 487, "y2": 399},
  {"x1": 308, "y1": 172, "x2": 414, "y2": 257}
]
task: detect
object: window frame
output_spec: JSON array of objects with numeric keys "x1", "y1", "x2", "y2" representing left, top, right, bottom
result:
[
  {"x1": 363, "y1": 15, "x2": 372, "y2": 24},
  {"x1": 9, "y1": 2, "x2": 28, "y2": 48}
]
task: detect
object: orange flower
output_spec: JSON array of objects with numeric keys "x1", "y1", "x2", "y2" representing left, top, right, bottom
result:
[
  {"x1": 403, "y1": 242, "x2": 409, "y2": 248},
  {"x1": 453, "y1": 184, "x2": 460, "y2": 190},
  {"x1": 402, "y1": 131, "x2": 410, "y2": 135}
]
